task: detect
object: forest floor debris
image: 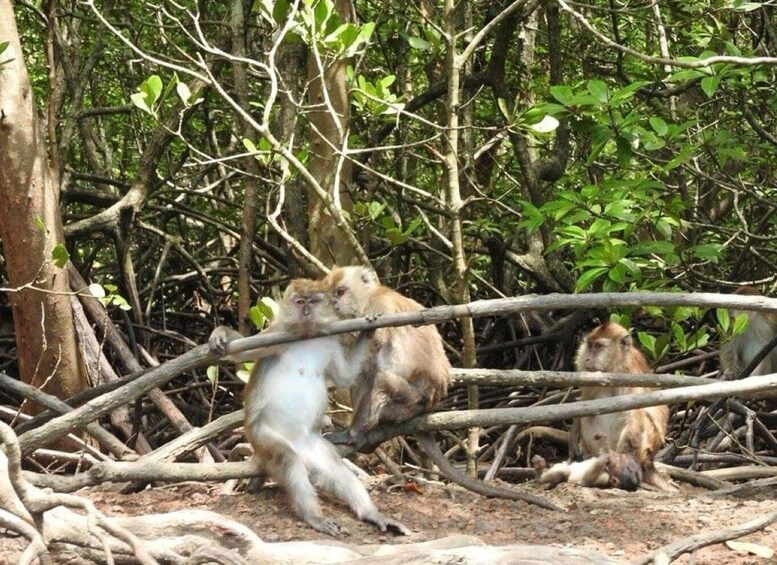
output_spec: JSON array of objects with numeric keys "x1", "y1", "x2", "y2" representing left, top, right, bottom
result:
[{"x1": 3, "y1": 477, "x2": 776, "y2": 564}]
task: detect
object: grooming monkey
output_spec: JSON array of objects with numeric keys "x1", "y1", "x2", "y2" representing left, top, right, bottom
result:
[
  {"x1": 323, "y1": 265, "x2": 561, "y2": 511},
  {"x1": 323, "y1": 266, "x2": 450, "y2": 446},
  {"x1": 209, "y1": 279, "x2": 408, "y2": 536},
  {"x1": 532, "y1": 451, "x2": 643, "y2": 491},
  {"x1": 571, "y1": 321, "x2": 673, "y2": 491},
  {"x1": 719, "y1": 286, "x2": 777, "y2": 378}
]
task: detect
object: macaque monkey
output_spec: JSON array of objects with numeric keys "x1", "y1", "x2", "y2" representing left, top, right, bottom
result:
[
  {"x1": 719, "y1": 286, "x2": 777, "y2": 379},
  {"x1": 323, "y1": 266, "x2": 451, "y2": 447},
  {"x1": 323, "y1": 266, "x2": 561, "y2": 511},
  {"x1": 532, "y1": 452, "x2": 642, "y2": 491},
  {"x1": 209, "y1": 279, "x2": 408, "y2": 536},
  {"x1": 571, "y1": 321, "x2": 673, "y2": 491}
]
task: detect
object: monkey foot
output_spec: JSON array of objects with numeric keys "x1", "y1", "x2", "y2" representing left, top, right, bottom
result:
[
  {"x1": 365, "y1": 513, "x2": 410, "y2": 536},
  {"x1": 306, "y1": 515, "x2": 344, "y2": 537}
]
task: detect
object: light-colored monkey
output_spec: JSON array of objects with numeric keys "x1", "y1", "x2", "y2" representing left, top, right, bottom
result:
[
  {"x1": 209, "y1": 279, "x2": 408, "y2": 536},
  {"x1": 322, "y1": 266, "x2": 561, "y2": 511},
  {"x1": 719, "y1": 286, "x2": 777, "y2": 379},
  {"x1": 571, "y1": 321, "x2": 673, "y2": 491},
  {"x1": 532, "y1": 451, "x2": 642, "y2": 491}
]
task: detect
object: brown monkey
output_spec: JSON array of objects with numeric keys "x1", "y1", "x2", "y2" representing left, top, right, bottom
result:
[
  {"x1": 323, "y1": 266, "x2": 561, "y2": 511},
  {"x1": 323, "y1": 266, "x2": 451, "y2": 446},
  {"x1": 571, "y1": 321, "x2": 673, "y2": 491},
  {"x1": 719, "y1": 286, "x2": 777, "y2": 378},
  {"x1": 532, "y1": 451, "x2": 643, "y2": 491},
  {"x1": 209, "y1": 279, "x2": 408, "y2": 536}
]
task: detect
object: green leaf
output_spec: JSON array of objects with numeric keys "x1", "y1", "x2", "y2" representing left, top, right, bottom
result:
[
  {"x1": 236, "y1": 368, "x2": 252, "y2": 384},
  {"x1": 576, "y1": 267, "x2": 608, "y2": 291},
  {"x1": 272, "y1": 0, "x2": 291, "y2": 24},
  {"x1": 700, "y1": 75, "x2": 721, "y2": 98},
  {"x1": 176, "y1": 81, "x2": 192, "y2": 105},
  {"x1": 549, "y1": 85, "x2": 573, "y2": 106},
  {"x1": 716, "y1": 307, "x2": 730, "y2": 331},
  {"x1": 130, "y1": 92, "x2": 152, "y2": 114},
  {"x1": 691, "y1": 243, "x2": 723, "y2": 263},
  {"x1": 248, "y1": 306, "x2": 266, "y2": 330},
  {"x1": 51, "y1": 244, "x2": 70, "y2": 268},
  {"x1": 497, "y1": 98, "x2": 511, "y2": 120},
  {"x1": 206, "y1": 365, "x2": 219, "y2": 384},
  {"x1": 88, "y1": 283, "x2": 106, "y2": 298},
  {"x1": 733, "y1": 313, "x2": 750, "y2": 334},
  {"x1": 637, "y1": 332, "x2": 656, "y2": 354},
  {"x1": 243, "y1": 138, "x2": 257, "y2": 153},
  {"x1": 649, "y1": 117, "x2": 668, "y2": 136},
  {"x1": 527, "y1": 115, "x2": 559, "y2": 133},
  {"x1": 587, "y1": 79, "x2": 609, "y2": 102},
  {"x1": 258, "y1": 296, "x2": 280, "y2": 320},
  {"x1": 406, "y1": 35, "x2": 430, "y2": 50}
]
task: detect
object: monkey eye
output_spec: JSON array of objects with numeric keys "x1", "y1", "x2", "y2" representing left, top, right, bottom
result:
[
  {"x1": 335, "y1": 287, "x2": 347, "y2": 297},
  {"x1": 295, "y1": 298, "x2": 305, "y2": 305}
]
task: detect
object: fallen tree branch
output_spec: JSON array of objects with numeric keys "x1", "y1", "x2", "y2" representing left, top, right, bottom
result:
[
  {"x1": 17, "y1": 290, "x2": 773, "y2": 452},
  {"x1": 451, "y1": 368, "x2": 716, "y2": 388},
  {"x1": 354, "y1": 373, "x2": 777, "y2": 448},
  {"x1": 27, "y1": 461, "x2": 256, "y2": 493},
  {"x1": 635, "y1": 509, "x2": 777, "y2": 564}
]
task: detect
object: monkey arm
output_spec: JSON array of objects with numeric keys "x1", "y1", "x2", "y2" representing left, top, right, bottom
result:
[{"x1": 208, "y1": 325, "x2": 285, "y2": 363}]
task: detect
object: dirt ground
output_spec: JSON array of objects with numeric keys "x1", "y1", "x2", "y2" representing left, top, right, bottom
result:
[{"x1": 6, "y1": 474, "x2": 775, "y2": 564}]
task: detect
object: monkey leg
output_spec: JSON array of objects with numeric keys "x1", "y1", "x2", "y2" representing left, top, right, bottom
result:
[
  {"x1": 305, "y1": 437, "x2": 409, "y2": 536},
  {"x1": 349, "y1": 370, "x2": 425, "y2": 441},
  {"x1": 264, "y1": 444, "x2": 342, "y2": 537}
]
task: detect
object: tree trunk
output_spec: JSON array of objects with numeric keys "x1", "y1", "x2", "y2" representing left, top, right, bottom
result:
[
  {"x1": 306, "y1": 0, "x2": 356, "y2": 267},
  {"x1": 0, "y1": 0, "x2": 88, "y2": 408}
]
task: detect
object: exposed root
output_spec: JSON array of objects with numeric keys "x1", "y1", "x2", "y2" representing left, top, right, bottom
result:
[{"x1": 0, "y1": 421, "x2": 264, "y2": 564}]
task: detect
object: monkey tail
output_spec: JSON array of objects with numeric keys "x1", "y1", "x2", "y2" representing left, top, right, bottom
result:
[{"x1": 415, "y1": 433, "x2": 563, "y2": 512}]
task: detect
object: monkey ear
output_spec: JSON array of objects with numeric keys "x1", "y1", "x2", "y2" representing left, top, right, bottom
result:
[{"x1": 620, "y1": 334, "x2": 633, "y2": 348}]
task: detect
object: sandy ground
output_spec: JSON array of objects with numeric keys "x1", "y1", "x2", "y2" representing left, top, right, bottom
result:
[{"x1": 3, "y1": 474, "x2": 774, "y2": 564}]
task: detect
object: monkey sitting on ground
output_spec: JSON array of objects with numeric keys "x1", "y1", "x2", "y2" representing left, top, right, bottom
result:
[
  {"x1": 321, "y1": 265, "x2": 560, "y2": 512},
  {"x1": 719, "y1": 286, "x2": 777, "y2": 379},
  {"x1": 532, "y1": 451, "x2": 643, "y2": 491},
  {"x1": 571, "y1": 321, "x2": 674, "y2": 491},
  {"x1": 209, "y1": 279, "x2": 408, "y2": 536}
]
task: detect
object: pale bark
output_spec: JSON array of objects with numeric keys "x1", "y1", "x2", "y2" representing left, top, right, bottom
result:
[
  {"x1": 0, "y1": 0, "x2": 87, "y2": 405},
  {"x1": 306, "y1": 0, "x2": 357, "y2": 266}
]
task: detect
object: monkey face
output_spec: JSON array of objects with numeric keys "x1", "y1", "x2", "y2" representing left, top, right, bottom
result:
[{"x1": 325, "y1": 266, "x2": 378, "y2": 319}]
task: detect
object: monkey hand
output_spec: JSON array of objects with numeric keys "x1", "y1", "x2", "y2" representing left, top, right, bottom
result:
[
  {"x1": 531, "y1": 454, "x2": 548, "y2": 478},
  {"x1": 208, "y1": 325, "x2": 242, "y2": 357},
  {"x1": 365, "y1": 512, "x2": 410, "y2": 536}
]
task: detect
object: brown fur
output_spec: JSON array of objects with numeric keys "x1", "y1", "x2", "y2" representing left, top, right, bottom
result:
[
  {"x1": 323, "y1": 266, "x2": 451, "y2": 446},
  {"x1": 720, "y1": 286, "x2": 777, "y2": 378},
  {"x1": 571, "y1": 321, "x2": 673, "y2": 491}
]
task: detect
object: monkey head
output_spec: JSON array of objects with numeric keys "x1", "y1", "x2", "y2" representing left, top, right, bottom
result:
[
  {"x1": 325, "y1": 266, "x2": 380, "y2": 319},
  {"x1": 575, "y1": 322, "x2": 633, "y2": 372},
  {"x1": 605, "y1": 452, "x2": 643, "y2": 491},
  {"x1": 278, "y1": 279, "x2": 333, "y2": 337}
]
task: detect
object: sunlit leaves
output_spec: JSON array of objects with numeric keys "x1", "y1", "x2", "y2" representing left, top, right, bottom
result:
[{"x1": 51, "y1": 244, "x2": 70, "y2": 268}]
